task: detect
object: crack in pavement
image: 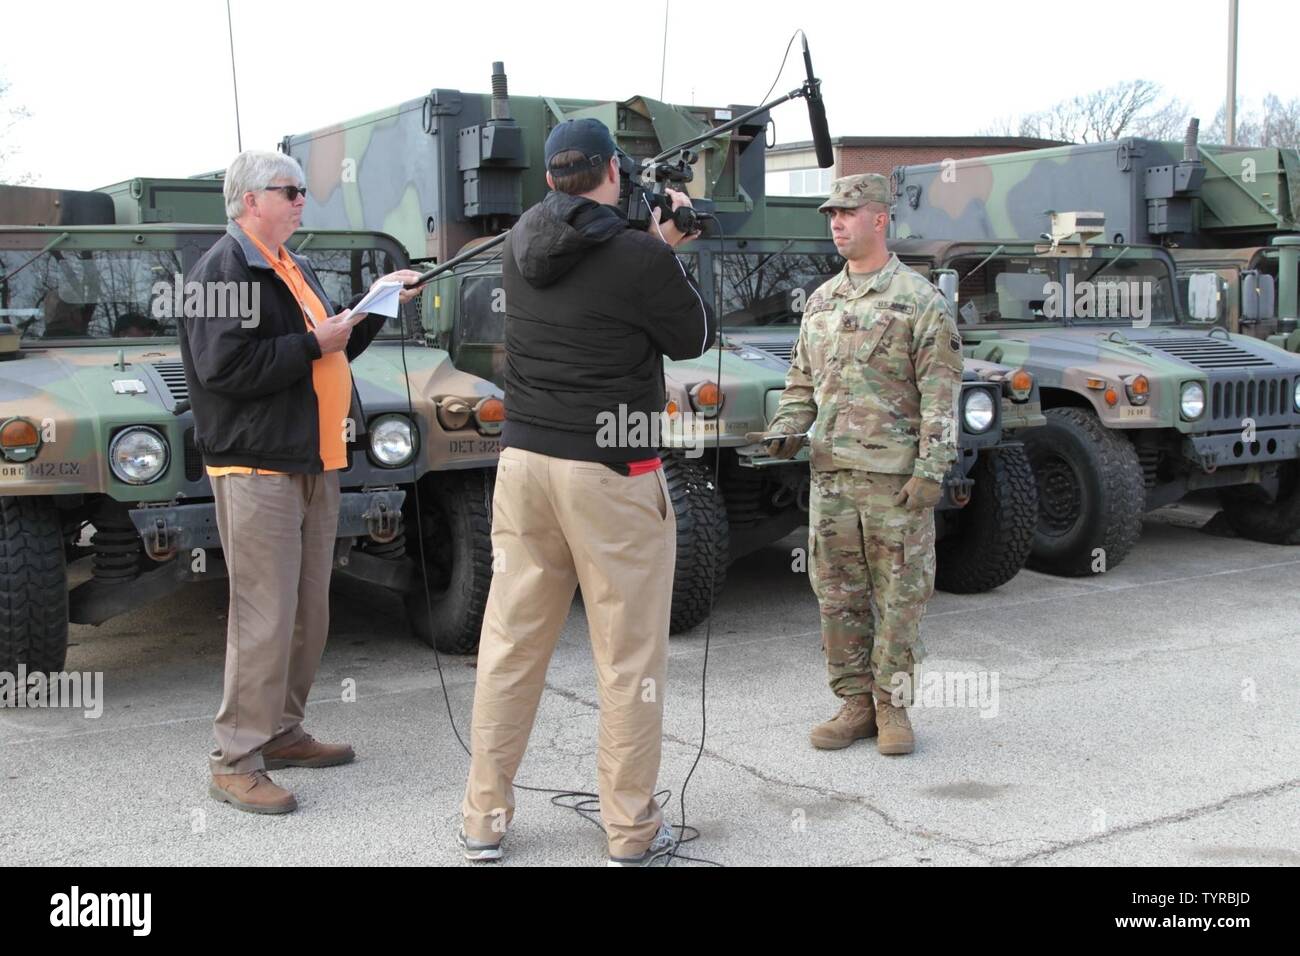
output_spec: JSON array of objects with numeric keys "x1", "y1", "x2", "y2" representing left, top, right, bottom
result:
[
  {"x1": 1003, "y1": 778, "x2": 1300, "y2": 865},
  {"x1": 993, "y1": 632, "x2": 1291, "y2": 693}
]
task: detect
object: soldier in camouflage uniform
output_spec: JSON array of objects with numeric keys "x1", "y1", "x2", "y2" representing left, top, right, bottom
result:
[{"x1": 764, "y1": 173, "x2": 962, "y2": 755}]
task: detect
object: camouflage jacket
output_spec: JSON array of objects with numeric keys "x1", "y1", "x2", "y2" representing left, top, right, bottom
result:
[{"x1": 771, "y1": 254, "x2": 962, "y2": 482}]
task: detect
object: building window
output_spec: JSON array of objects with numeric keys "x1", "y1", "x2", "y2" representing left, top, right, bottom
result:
[{"x1": 765, "y1": 167, "x2": 833, "y2": 197}]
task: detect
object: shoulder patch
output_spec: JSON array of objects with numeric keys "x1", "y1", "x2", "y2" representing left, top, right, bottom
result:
[{"x1": 949, "y1": 334, "x2": 962, "y2": 352}]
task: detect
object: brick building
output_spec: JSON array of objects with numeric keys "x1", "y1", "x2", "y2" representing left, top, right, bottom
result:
[{"x1": 766, "y1": 136, "x2": 1063, "y2": 197}]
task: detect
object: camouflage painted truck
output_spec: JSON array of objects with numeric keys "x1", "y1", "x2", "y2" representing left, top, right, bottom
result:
[
  {"x1": 889, "y1": 187, "x2": 1300, "y2": 566},
  {"x1": 0, "y1": 182, "x2": 503, "y2": 672},
  {"x1": 279, "y1": 63, "x2": 1046, "y2": 630},
  {"x1": 889, "y1": 122, "x2": 1300, "y2": 351}
]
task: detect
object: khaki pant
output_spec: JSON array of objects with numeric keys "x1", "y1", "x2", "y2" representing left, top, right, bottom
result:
[
  {"x1": 209, "y1": 471, "x2": 341, "y2": 774},
  {"x1": 462, "y1": 447, "x2": 675, "y2": 858}
]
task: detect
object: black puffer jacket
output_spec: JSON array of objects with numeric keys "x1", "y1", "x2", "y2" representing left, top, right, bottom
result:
[{"x1": 502, "y1": 191, "x2": 717, "y2": 463}]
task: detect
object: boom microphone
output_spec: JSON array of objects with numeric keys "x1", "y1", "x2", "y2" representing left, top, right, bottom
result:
[{"x1": 802, "y1": 34, "x2": 833, "y2": 169}]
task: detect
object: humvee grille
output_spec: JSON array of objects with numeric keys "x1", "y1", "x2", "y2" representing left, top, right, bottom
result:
[
  {"x1": 151, "y1": 360, "x2": 190, "y2": 403},
  {"x1": 1211, "y1": 376, "x2": 1295, "y2": 423},
  {"x1": 183, "y1": 427, "x2": 204, "y2": 482},
  {"x1": 1145, "y1": 338, "x2": 1274, "y2": 369},
  {"x1": 749, "y1": 342, "x2": 795, "y2": 363}
]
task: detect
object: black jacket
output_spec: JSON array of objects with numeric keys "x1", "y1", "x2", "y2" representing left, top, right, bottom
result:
[
  {"x1": 502, "y1": 191, "x2": 717, "y2": 463},
  {"x1": 178, "y1": 222, "x2": 385, "y2": 473}
]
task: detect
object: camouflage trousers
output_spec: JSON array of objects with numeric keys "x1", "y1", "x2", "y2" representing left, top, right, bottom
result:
[{"x1": 808, "y1": 469, "x2": 934, "y2": 703}]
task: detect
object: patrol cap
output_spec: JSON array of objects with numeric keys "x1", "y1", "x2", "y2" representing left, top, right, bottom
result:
[
  {"x1": 818, "y1": 173, "x2": 892, "y2": 212},
  {"x1": 544, "y1": 119, "x2": 617, "y2": 176}
]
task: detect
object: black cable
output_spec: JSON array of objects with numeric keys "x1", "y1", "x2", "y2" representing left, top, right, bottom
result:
[
  {"x1": 758, "y1": 29, "x2": 805, "y2": 111},
  {"x1": 663, "y1": 210, "x2": 725, "y2": 868}
]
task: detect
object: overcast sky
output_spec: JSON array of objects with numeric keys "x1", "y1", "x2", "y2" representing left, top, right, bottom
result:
[{"x1": 2, "y1": 0, "x2": 1295, "y2": 188}]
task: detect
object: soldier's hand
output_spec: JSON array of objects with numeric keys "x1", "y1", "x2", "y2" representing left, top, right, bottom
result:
[
  {"x1": 745, "y1": 431, "x2": 803, "y2": 460},
  {"x1": 893, "y1": 476, "x2": 943, "y2": 510}
]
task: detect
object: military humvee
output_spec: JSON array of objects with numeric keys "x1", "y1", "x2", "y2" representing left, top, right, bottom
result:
[
  {"x1": 0, "y1": 183, "x2": 502, "y2": 672},
  {"x1": 882, "y1": 212, "x2": 1300, "y2": 572}
]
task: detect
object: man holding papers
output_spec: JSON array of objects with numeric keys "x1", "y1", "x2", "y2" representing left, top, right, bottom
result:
[{"x1": 179, "y1": 150, "x2": 421, "y2": 814}]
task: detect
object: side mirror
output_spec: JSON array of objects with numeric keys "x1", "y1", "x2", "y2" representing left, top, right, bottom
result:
[
  {"x1": 1186, "y1": 271, "x2": 1220, "y2": 322},
  {"x1": 1241, "y1": 271, "x2": 1276, "y2": 323},
  {"x1": 934, "y1": 269, "x2": 959, "y2": 308}
]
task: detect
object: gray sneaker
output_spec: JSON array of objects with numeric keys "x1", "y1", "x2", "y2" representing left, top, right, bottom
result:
[
  {"x1": 457, "y1": 829, "x2": 503, "y2": 862},
  {"x1": 607, "y1": 821, "x2": 676, "y2": 867}
]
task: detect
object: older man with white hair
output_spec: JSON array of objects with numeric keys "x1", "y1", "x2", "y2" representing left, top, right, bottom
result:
[{"x1": 179, "y1": 150, "x2": 420, "y2": 814}]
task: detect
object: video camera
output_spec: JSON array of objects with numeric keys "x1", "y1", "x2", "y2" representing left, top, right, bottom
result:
[{"x1": 616, "y1": 148, "x2": 713, "y2": 236}]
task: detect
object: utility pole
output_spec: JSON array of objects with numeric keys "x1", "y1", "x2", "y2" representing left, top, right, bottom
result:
[{"x1": 1226, "y1": 0, "x2": 1238, "y2": 146}]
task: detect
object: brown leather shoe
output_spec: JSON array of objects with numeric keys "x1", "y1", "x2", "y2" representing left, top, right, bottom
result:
[
  {"x1": 263, "y1": 732, "x2": 355, "y2": 770},
  {"x1": 209, "y1": 770, "x2": 297, "y2": 814},
  {"x1": 876, "y1": 698, "x2": 915, "y2": 755},
  {"x1": 809, "y1": 695, "x2": 877, "y2": 750}
]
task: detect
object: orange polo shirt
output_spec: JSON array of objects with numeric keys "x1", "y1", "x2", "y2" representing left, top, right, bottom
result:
[{"x1": 206, "y1": 232, "x2": 352, "y2": 476}]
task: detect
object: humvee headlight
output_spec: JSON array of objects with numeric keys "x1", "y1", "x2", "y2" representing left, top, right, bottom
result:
[
  {"x1": 1180, "y1": 382, "x2": 1206, "y2": 420},
  {"x1": 0, "y1": 417, "x2": 41, "y2": 463},
  {"x1": 1124, "y1": 375, "x2": 1150, "y2": 406},
  {"x1": 1007, "y1": 369, "x2": 1034, "y2": 403},
  {"x1": 474, "y1": 397, "x2": 506, "y2": 437},
  {"x1": 689, "y1": 381, "x2": 723, "y2": 418},
  {"x1": 1293, "y1": 380, "x2": 1300, "y2": 412},
  {"x1": 436, "y1": 397, "x2": 473, "y2": 431},
  {"x1": 369, "y1": 415, "x2": 417, "y2": 467},
  {"x1": 962, "y1": 389, "x2": 995, "y2": 433},
  {"x1": 109, "y1": 426, "x2": 169, "y2": 484}
]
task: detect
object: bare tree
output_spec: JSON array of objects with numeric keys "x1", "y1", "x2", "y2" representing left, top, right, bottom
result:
[
  {"x1": 981, "y1": 80, "x2": 1190, "y2": 144},
  {"x1": 1, "y1": 74, "x2": 34, "y2": 185},
  {"x1": 1207, "y1": 95, "x2": 1300, "y2": 149}
]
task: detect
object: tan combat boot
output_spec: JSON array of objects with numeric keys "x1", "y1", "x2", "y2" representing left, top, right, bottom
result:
[
  {"x1": 210, "y1": 769, "x2": 298, "y2": 814},
  {"x1": 809, "y1": 695, "x2": 877, "y2": 750},
  {"x1": 876, "y1": 698, "x2": 915, "y2": 755}
]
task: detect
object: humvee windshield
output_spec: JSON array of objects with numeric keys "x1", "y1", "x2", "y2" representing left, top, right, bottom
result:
[
  {"x1": 718, "y1": 252, "x2": 841, "y2": 327},
  {"x1": 0, "y1": 247, "x2": 187, "y2": 340},
  {"x1": 949, "y1": 253, "x2": 1178, "y2": 326},
  {"x1": 0, "y1": 239, "x2": 414, "y2": 342}
]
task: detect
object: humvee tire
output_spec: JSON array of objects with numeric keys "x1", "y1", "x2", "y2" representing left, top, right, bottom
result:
[
  {"x1": 404, "y1": 470, "x2": 495, "y2": 655},
  {"x1": 1218, "y1": 463, "x2": 1300, "y2": 545},
  {"x1": 936, "y1": 445, "x2": 1038, "y2": 593},
  {"x1": 1020, "y1": 407, "x2": 1145, "y2": 576},
  {"x1": 0, "y1": 496, "x2": 69, "y2": 672},
  {"x1": 664, "y1": 456, "x2": 729, "y2": 634}
]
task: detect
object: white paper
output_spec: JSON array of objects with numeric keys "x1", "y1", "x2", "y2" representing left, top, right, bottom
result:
[{"x1": 347, "y1": 280, "x2": 403, "y2": 324}]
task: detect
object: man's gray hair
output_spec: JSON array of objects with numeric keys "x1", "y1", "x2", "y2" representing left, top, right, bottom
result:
[{"x1": 223, "y1": 150, "x2": 307, "y2": 220}]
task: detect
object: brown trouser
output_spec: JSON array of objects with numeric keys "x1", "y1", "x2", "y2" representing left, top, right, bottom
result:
[
  {"x1": 462, "y1": 447, "x2": 675, "y2": 858},
  {"x1": 209, "y1": 471, "x2": 341, "y2": 775}
]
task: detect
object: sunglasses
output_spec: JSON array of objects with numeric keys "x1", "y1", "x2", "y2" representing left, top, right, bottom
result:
[{"x1": 262, "y1": 185, "x2": 308, "y2": 201}]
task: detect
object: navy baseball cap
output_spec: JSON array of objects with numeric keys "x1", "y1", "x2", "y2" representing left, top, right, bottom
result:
[{"x1": 544, "y1": 119, "x2": 617, "y2": 175}]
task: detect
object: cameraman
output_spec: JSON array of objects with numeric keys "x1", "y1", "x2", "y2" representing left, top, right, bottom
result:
[{"x1": 459, "y1": 119, "x2": 717, "y2": 866}]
